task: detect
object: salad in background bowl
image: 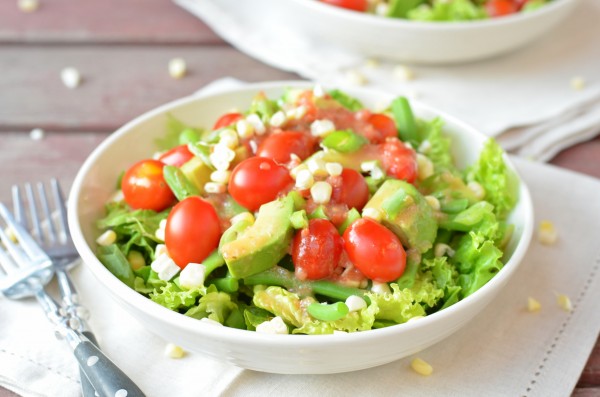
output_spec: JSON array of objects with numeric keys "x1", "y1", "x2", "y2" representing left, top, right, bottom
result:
[
  {"x1": 285, "y1": 0, "x2": 578, "y2": 63},
  {"x1": 68, "y1": 81, "x2": 533, "y2": 373}
]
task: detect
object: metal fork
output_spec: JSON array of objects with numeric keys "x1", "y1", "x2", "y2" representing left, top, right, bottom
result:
[
  {"x1": 12, "y1": 180, "x2": 97, "y2": 397},
  {"x1": 0, "y1": 203, "x2": 146, "y2": 397}
]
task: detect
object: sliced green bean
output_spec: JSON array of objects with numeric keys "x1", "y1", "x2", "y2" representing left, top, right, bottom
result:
[{"x1": 307, "y1": 302, "x2": 349, "y2": 321}]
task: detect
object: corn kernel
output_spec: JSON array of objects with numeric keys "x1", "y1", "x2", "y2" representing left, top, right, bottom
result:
[
  {"x1": 362, "y1": 207, "x2": 382, "y2": 222},
  {"x1": 230, "y1": 212, "x2": 255, "y2": 225},
  {"x1": 345, "y1": 295, "x2": 367, "y2": 312},
  {"x1": 127, "y1": 250, "x2": 146, "y2": 271},
  {"x1": 557, "y1": 294, "x2": 572, "y2": 312},
  {"x1": 96, "y1": 230, "x2": 116, "y2": 246},
  {"x1": 310, "y1": 181, "x2": 333, "y2": 204},
  {"x1": 218, "y1": 129, "x2": 239, "y2": 149},
  {"x1": 168, "y1": 58, "x2": 187, "y2": 79},
  {"x1": 235, "y1": 119, "x2": 254, "y2": 139},
  {"x1": 570, "y1": 76, "x2": 585, "y2": 91},
  {"x1": 310, "y1": 119, "x2": 336, "y2": 137},
  {"x1": 375, "y1": 3, "x2": 389, "y2": 15},
  {"x1": 417, "y1": 154, "x2": 434, "y2": 180},
  {"x1": 424, "y1": 195, "x2": 440, "y2": 211},
  {"x1": 164, "y1": 343, "x2": 185, "y2": 359},
  {"x1": 538, "y1": 220, "x2": 558, "y2": 245},
  {"x1": 306, "y1": 158, "x2": 329, "y2": 177},
  {"x1": 210, "y1": 170, "x2": 231, "y2": 184},
  {"x1": 209, "y1": 144, "x2": 236, "y2": 171},
  {"x1": 527, "y1": 297, "x2": 541, "y2": 312},
  {"x1": 4, "y1": 226, "x2": 18, "y2": 243},
  {"x1": 371, "y1": 281, "x2": 391, "y2": 294},
  {"x1": 30, "y1": 128, "x2": 44, "y2": 141},
  {"x1": 411, "y1": 358, "x2": 433, "y2": 376},
  {"x1": 290, "y1": 163, "x2": 309, "y2": 179},
  {"x1": 295, "y1": 169, "x2": 315, "y2": 190},
  {"x1": 345, "y1": 69, "x2": 368, "y2": 86},
  {"x1": 325, "y1": 162, "x2": 343, "y2": 177},
  {"x1": 155, "y1": 219, "x2": 167, "y2": 241},
  {"x1": 313, "y1": 85, "x2": 326, "y2": 98},
  {"x1": 269, "y1": 111, "x2": 287, "y2": 127},
  {"x1": 393, "y1": 65, "x2": 415, "y2": 82},
  {"x1": 61, "y1": 67, "x2": 82, "y2": 89},
  {"x1": 204, "y1": 182, "x2": 226, "y2": 194},
  {"x1": 246, "y1": 114, "x2": 266, "y2": 135},
  {"x1": 467, "y1": 181, "x2": 485, "y2": 200},
  {"x1": 18, "y1": 0, "x2": 40, "y2": 12}
]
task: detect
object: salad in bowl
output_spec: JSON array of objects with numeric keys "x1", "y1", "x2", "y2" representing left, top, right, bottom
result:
[
  {"x1": 69, "y1": 82, "x2": 532, "y2": 373},
  {"x1": 95, "y1": 86, "x2": 520, "y2": 335}
]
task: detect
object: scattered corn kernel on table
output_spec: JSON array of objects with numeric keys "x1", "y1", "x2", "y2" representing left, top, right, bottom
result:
[{"x1": 0, "y1": 1, "x2": 598, "y2": 396}]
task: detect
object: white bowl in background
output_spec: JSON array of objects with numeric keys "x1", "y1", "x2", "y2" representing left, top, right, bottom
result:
[
  {"x1": 285, "y1": 0, "x2": 578, "y2": 64},
  {"x1": 68, "y1": 81, "x2": 533, "y2": 374}
]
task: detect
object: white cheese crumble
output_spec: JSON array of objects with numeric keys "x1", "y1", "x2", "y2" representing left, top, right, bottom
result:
[
  {"x1": 151, "y1": 253, "x2": 180, "y2": 281},
  {"x1": 256, "y1": 316, "x2": 289, "y2": 334},
  {"x1": 310, "y1": 119, "x2": 336, "y2": 137},
  {"x1": 179, "y1": 263, "x2": 206, "y2": 289}
]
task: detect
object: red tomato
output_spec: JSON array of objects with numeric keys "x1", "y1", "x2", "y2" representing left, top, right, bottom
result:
[
  {"x1": 213, "y1": 112, "x2": 243, "y2": 130},
  {"x1": 256, "y1": 131, "x2": 316, "y2": 164},
  {"x1": 368, "y1": 114, "x2": 397, "y2": 142},
  {"x1": 331, "y1": 169, "x2": 369, "y2": 211},
  {"x1": 321, "y1": 0, "x2": 368, "y2": 12},
  {"x1": 343, "y1": 218, "x2": 406, "y2": 282},
  {"x1": 165, "y1": 197, "x2": 221, "y2": 268},
  {"x1": 485, "y1": 0, "x2": 517, "y2": 17},
  {"x1": 292, "y1": 219, "x2": 343, "y2": 280},
  {"x1": 228, "y1": 157, "x2": 293, "y2": 211},
  {"x1": 379, "y1": 138, "x2": 417, "y2": 183},
  {"x1": 158, "y1": 145, "x2": 194, "y2": 167},
  {"x1": 121, "y1": 159, "x2": 175, "y2": 211}
]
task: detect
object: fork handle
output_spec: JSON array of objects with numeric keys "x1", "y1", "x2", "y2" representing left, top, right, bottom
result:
[
  {"x1": 80, "y1": 331, "x2": 99, "y2": 397},
  {"x1": 73, "y1": 336, "x2": 146, "y2": 397}
]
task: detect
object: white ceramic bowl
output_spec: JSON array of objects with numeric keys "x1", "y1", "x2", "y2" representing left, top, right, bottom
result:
[
  {"x1": 68, "y1": 81, "x2": 533, "y2": 374},
  {"x1": 285, "y1": 0, "x2": 578, "y2": 64}
]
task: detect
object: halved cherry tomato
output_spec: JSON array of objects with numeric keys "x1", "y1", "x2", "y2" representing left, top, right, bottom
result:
[
  {"x1": 379, "y1": 138, "x2": 417, "y2": 183},
  {"x1": 228, "y1": 157, "x2": 293, "y2": 211},
  {"x1": 485, "y1": 0, "x2": 517, "y2": 17},
  {"x1": 343, "y1": 218, "x2": 406, "y2": 282},
  {"x1": 213, "y1": 112, "x2": 243, "y2": 130},
  {"x1": 256, "y1": 131, "x2": 316, "y2": 164},
  {"x1": 321, "y1": 0, "x2": 368, "y2": 12},
  {"x1": 368, "y1": 114, "x2": 397, "y2": 143},
  {"x1": 121, "y1": 159, "x2": 175, "y2": 211},
  {"x1": 165, "y1": 197, "x2": 221, "y2": 268},
  {"x1": 292, "y1": 219, "x2": 343, "y2": 280},
  {"x1": 331, "y1": 168, "x2": 369, "y2": 211},
  {"x1": 158, "y1": 145, "x2": 194, "y2": 167}
]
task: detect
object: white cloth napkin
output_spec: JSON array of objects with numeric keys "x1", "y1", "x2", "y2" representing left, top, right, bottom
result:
[
  {"x1": 175, "y1": 0, "x2": 600, "y2": 161},
  {"x1": 1, "y1": 157, "x2": 599, "y2": 397}
]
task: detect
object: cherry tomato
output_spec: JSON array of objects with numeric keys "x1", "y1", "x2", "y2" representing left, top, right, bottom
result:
[
  {"x1": 321, "y1": 0, "x2": 368, "y2": 12},
  {"x1": 368, "y1": 114, "x2": 397, "y2": 143},
  {"x1": 379, "y1": 138, "x2": 417, "y2": 183},
  {"x1": 213, "y1": 112, "x2": 243, "y2": 130},
  {"x1": 158, "y1": 145, "x2": 194, "y2": 167},
  {"x1": 331, "y1": 169, "x2": 369, "y2": 211},
  {"x1": 121, "y1": 159, "x2": 175, "y2": 211},
  {"x1": 165, "y1": 196, "x2": 221, "y2": 269},
  {"x1": 343, "y1": 218, "x2": 406, "y2": 282},
  {"x1": 485, "y1": 0, "x2": 517, "y2": 17},
  {"x1": 256, "y1": 131, "x2": 316, "y2": 164},
  {"x1": 228, "y1": 157, "x2": 293, "y2": 211},
  {"x1": 292, "y1": 219, "x2": 343, "y2": 280}
]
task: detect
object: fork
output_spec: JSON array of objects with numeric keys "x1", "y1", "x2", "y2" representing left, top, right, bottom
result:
[
  {"x1": 0, "y1": 203, "x2": 146, "y2": 397},
  {"x1": 12, "y1": 180, "x2": 98, "y2": 397}
]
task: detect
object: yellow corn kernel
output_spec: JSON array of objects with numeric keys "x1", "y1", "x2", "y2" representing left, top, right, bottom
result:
[
  {"x1": 310, "y1": 181, "x2": 333, "y2": 204},
  {"x1": 527, "y1": 297, "x2": 541, "y2": 312},
  {"x1": 168, "y1": 58, "x2": 187, "y2": 79},
  {"x1": 18, "y1": 0, "x2": 40, "y2": 13},
  {"x1": 557, "y1": 294, "x2": 572, "y2": 312},
  {"x1": 96, "y1": 230, "x2": 116, "y2": 246},
  {"x1": 4, "y1": 226, "x2": 18, "y2": 243},
  {"x1": 164, "y1": 343, "x2": 185, "y2": 359},
  {"x1": 570, "y1": 76, "x2": 585, "y2": 91},
  {"x1": 538, "y1": 220, "x2": 558, "y2": 245},
  {"x1": 127, "y1": 251, "x2": 146, "y2": 271},
  {"x1": 411, "y1": 358, "x2": 433, "y2": 376}
]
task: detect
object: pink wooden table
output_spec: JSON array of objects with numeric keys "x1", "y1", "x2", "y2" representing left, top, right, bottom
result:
[{"x1": 0, "y1": 1, "x2": 598, "y2": 395}]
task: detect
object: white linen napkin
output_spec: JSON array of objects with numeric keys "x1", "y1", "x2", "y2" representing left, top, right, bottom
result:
[
  {"x1": 1, "y1": 157, "x2": 599, "y2": 397},
  {"x1": 175, "y1": 0, "x2": 600, "y2": 161}
]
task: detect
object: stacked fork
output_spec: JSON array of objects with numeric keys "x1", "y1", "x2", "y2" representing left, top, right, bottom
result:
[{"x1": 0, "y1": 180, "x2": 145, "y2": 397}]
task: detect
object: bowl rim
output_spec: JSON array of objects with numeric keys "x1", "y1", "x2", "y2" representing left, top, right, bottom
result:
[
  {"x1": 68, "y1": 80, "x2": 534, "y2": 348},
  {"x1": 288, "y1": 0, "x2": 575, "y2": 30}
]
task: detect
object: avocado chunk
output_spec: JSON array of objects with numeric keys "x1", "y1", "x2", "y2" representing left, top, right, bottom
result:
[
  {"x1": 180, "y1": 156, "x2": 211, "y2": 195},
  {"x1": 220, "y1": 195, "x2": 294, "y2": 279},
  {"x1": 364, "y1": 179, "x2": 437, "y2": 253}
]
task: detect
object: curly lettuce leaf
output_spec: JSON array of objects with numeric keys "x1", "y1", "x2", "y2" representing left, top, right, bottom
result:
[
  {"x1": 150, "y1": 281, "x2": 205, "y2": 311},
  {"x1": 417, "y1": 117, "x2": 456, "y2": 174},
  {"x1": 185, "y1": 285, "x2": 237, "y2": 324},
  {"x1": 407, "y1": 0, "x2": 487, "y2": 22},
  {"x1": 466, "y1": 139, "x2": 518, "y2": 220}
]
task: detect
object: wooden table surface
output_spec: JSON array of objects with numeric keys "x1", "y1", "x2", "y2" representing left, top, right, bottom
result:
[{"x1": 0, "y1": 1, "x2": 598, "y2": 396}]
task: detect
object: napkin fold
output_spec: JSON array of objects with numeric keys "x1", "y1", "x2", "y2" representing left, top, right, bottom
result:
[
  {"x1": 175, "y1": 0, "x2": 600, "y2": 161},
  {"x1": 1, "y1": 158, "x2": 599, "y2": 397}
]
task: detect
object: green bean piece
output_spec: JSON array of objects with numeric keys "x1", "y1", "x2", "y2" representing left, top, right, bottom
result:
[
  {"x1": 290, "y1": 210, "x2": 309, "y2": 230},
  {"x1": 338, "y1": 208, "x2": 360, "y2": 234},
  {"x1": 307, "y1": 302, "x2": 349, "y2": 322},
  {"x1": 208, "y1": 276, "x2": 239, "y2": 293},
  {"x1": 320, "y1": 129, "x2": 368, "y2": 153},
  {"x1": 178, "y1": 128, "x2": 201, "y2": 145},
  {"x1": 225, "y1": 307, "x2": 246, "y2": 330},
  {"x1": 163, "y1": 165, "x2": 201, "y2": 201},
  {"x1": 308, "y1": 205, "x2": 328, "y2": 220},
  {"x1": 203, "y1": 249, "x2": 226, "y2": 276},
  {"x1": 391, "y1": 96, "x2": 418, "y2": 144}
]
